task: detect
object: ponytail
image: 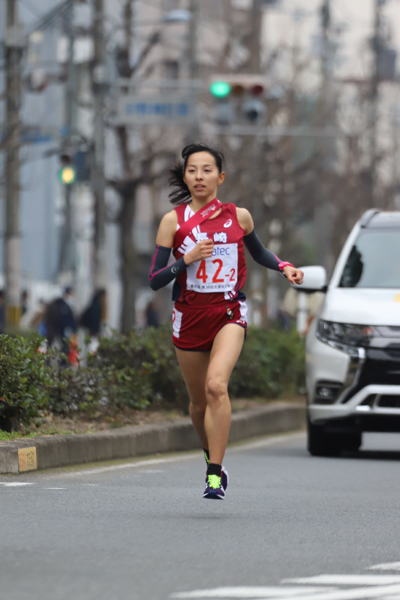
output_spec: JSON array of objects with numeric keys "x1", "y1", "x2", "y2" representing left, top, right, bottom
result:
[{"x1": 168, "y1": 163, "x2": 191, "y2": 205}]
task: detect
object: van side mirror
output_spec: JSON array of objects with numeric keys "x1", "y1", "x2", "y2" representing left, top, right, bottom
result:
[{"x1": 291, "y1": 266, "x2": 327, "y2": 293}]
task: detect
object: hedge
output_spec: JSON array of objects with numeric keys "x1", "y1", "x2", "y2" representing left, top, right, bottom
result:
[{"x1": 0, "y1": 325, "x2": 305, "y2": 432}]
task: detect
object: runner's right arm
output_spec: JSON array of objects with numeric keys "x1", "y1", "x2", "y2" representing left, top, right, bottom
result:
[
  {"x1": 149, "y1": 210, "x2": 214, "y2": 291},
  {"x1": 149, "y1": 246, "x2": 186, "y2": 291}
]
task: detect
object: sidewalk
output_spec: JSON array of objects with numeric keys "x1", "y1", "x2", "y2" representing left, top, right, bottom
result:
[{"x1": 0, "y1": 402, "x2": 305, "y2": 474}]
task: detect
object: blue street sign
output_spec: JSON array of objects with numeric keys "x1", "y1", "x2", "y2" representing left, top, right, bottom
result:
[{"x1": 116, "y1": 94, "x2": 194, "y2": 125}]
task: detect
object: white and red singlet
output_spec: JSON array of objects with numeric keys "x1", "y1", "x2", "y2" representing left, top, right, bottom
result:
[{"x1": 171, "y1": 202, "x2": 248, "y2": 351}]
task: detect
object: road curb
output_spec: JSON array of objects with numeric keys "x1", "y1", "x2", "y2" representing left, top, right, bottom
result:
[{"x1": 0, "y1": 402, "x2": 305, "y2": 474}]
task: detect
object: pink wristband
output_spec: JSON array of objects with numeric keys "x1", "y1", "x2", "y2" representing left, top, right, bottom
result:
[{"x1": 278, "y1": 261, "x2": 294, "y2": 271}]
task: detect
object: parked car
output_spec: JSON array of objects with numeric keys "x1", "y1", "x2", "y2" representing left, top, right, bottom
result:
[{"x1": 296, "y1": 209, "x2": 400, "y2": 456}]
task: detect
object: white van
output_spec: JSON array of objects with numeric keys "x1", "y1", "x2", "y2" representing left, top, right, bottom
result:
[{"x1": 298, "y1": 209, "x2": 400, "y2": 456}]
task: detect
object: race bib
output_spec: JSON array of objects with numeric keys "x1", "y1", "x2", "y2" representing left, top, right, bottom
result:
[{"x1": 186, "y1": 244, "x2": 238, "y2": 293}]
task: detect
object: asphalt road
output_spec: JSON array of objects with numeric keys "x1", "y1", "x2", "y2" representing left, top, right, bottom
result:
[{"x1": 1, "y1": 432, "x2": 400, "y2": 600}]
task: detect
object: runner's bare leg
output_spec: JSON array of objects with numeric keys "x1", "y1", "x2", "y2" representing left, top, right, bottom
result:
[
  {"x1": 175, "y1": 348, "x2": 210, "y2": 450},
  {"x1": 204, "y1": 324, "x2": 245, "y2": 465}
]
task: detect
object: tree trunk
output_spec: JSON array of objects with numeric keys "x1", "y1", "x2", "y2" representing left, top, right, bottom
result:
[{"x1": 119, "y1": 185, "x2": 137, "y2": 333}]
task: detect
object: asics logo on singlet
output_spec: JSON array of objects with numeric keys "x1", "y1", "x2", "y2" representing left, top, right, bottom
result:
[
  {"x1": 214, "y1": 232, "x2": 227, "y2": 243},
  {"x1": 223, "y1": 219, "x2": 232, "y2": 228},
  {"x1": 200, "y1": 205, "x2": 216, "y2": 218}
]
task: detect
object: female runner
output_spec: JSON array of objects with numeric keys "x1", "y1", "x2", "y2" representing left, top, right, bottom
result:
[{"x1": 149, "y1": 143, "x2": 304, "y2": 500}]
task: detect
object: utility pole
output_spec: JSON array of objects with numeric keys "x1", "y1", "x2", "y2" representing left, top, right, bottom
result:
[
  {"x1": 314, "y1": 0, "x2": 335, "y2": 275},
  {"x1": 187, "y1": 0, "x2": 199, "y2": 141},
  {"x1": 368, "y1": 0, "x2": 384, "y2": 208},
  {"x1": 92, "y1": 0, "x2": 108, "y2": 290},
  {"x1": 248, "y1": 0, "x2": 265, "y2": 325},
  {"x1": 250, "y1": 0, "x2": 262, "y2": 73},
  {"x1": 4, "y1": 0, "x2": 23, "y2": 327},
  {"x1": 58, "y1": 0, "x2": 76, "y2": 284}
]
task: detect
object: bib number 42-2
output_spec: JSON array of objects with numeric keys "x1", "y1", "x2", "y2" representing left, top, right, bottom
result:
[
  {"x1": 196, "y1": 259, "x2": 235, "y2": 284},
  {"x1": 186, "y1": 243, "x2": 238, "y2": 293}
]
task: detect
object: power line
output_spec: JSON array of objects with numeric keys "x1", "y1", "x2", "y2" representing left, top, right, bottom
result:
[{"x1": 18, "y1": 0, "x2": 41, "y2": 18}]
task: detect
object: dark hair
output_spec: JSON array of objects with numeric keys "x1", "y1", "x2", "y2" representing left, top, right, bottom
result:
[{"x1": 168, "y1": 143, "x2": 225, "y2": 205}]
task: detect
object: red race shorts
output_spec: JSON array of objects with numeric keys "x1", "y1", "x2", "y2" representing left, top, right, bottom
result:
[{"x1": 172, "y1": 301, "x2": 248, "y2": 351}]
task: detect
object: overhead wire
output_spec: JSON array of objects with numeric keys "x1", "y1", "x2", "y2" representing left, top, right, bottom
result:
[{"x1": 18, "y1": 0, "x2": 41, "y2": 18}]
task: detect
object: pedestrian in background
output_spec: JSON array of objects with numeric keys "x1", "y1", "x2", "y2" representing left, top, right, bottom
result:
[
  {"x1": 145, "y1": 299, "x2": 160, "y2": 329},
  {"x1": 30, "y1": 299, "x2": 49, "y2": 337},
  {"x1": 21, "y1": 289, "x2": 29, "y2": 315},
  {"x1": 80, "y1": 288, "x2": 106, "y2": 352},
  {"x1": 45, "y1": 286, "x2": 77, "y2": 354}
]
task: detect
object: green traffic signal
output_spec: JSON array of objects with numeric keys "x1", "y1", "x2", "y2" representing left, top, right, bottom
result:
[{"x1": 209, "y1": 81, "x2": 231, "y2": 98}]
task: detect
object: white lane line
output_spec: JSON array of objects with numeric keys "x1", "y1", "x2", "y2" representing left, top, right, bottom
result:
[
  {"x1": 171, "y1": 587, "x2": 335, "y2": 598},
  {"x1": 171, "y1": 586, "x2": 400, "y2": 600},
  {"x1": 370, "y1": 564, "x2": 400, "y2": 572},
  {"x1": 275, "y1": 584, "x2": 400, "y2": 600},
  {"x1": 285, "y1": 576, "x2": 400, "y2": 586},
  {"x1": 44, "y1": 488, "x2": 66, "y2": 490},
  {"x1": 0, "y1": 482, "x2": 35, "y2": 487}
]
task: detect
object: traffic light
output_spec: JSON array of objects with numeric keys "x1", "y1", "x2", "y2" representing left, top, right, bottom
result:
[
  {"x1": 209, "y1": 75, "x2": 267, "y2": 125},
  {"x1": 59, "y1": 154, "x2": 76, "y2": 185},
  {"x1": 209, "y1": 81, "x2": 231, "y2": 99}
]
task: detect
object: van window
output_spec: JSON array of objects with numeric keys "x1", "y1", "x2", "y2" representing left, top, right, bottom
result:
[{"x1": 339, "y1": 230, "x2": 400, "y2": 288}]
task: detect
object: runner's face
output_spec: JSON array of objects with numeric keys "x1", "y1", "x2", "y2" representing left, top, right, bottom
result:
[{"x1": 184, "y1": 152, "x2": 225, "y2": 201}]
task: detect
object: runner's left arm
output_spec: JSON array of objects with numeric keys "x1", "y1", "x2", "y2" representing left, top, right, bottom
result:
[
  {"x1": 243, "y1": 229, "x2": 293, "y2": 274},
  {"x1": 237, "y1": 207, "x2": 303, "y2": 284}
]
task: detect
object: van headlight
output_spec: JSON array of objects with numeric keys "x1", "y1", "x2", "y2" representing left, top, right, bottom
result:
[{"x1": 317, "y1": 320, "x2": 379, "y2": 349}]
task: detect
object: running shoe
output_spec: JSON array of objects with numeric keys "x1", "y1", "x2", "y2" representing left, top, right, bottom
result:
[
  {"x1": 203, "y1": 451, "x2": 229, "y2": 491},
  {"x1": 203, "y1": 474, "x2": 225, "y2": 500}
]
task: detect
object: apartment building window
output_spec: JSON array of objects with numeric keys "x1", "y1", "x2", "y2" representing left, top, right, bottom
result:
[{"x1": 164, "y1": 60, "x2": 179, "y2": 80}]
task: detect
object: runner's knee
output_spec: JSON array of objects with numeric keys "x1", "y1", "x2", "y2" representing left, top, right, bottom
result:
[{"x1": 205, "y1": 376, "x2": 228, "y2": 405}]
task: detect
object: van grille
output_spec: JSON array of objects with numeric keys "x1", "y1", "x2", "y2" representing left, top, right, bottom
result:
[{"x1": 378, "y1": 395, "x2": 400, "y2": 408}]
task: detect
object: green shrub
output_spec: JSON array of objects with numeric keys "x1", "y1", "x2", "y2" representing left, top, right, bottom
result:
[
  {"x1": 47, "y1": 347, "x2": 152, "y2": 417},
  {"x1": 47, "y1": 357, "x2": 105, "y2": 417},
  {"x1": 0, "y1": 325, "x2": 305, "y2": 432},
  {"x1": 229, "y1": 326, "x2": 305, "y2": 399},
  {"x1": 0, "y1": 335, "x2": 52, "y2": 431},
  {"x1": 93, "y1": 324, "x2": 188, "y2": 412}
]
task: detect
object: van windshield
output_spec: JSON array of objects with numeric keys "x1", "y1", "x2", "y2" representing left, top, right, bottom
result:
[{"x1": 339, "y1": 230, "x2": 400, "y2": 288}]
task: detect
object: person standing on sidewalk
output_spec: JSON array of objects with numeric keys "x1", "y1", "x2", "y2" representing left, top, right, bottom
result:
[
  {"x1": 46, "y1": 286, "x2": 77, "y2": 355},
  {"x1": 149, "y1": 143, "x2": 304, "y2": 499}
]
